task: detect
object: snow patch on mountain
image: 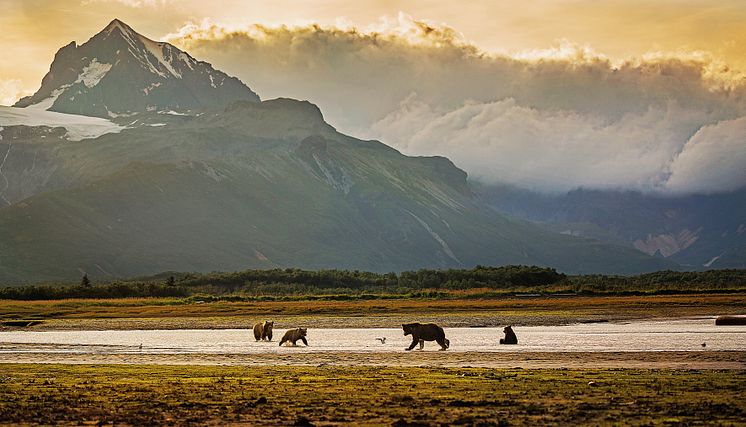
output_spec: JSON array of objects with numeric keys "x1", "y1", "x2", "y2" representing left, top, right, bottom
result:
[
  {"x1": 179, "y1": 52, "x2": 195, "y2": 70},
  {"x1": 142, "y1": 82, "x2": 161, "y2": 95},
  {"x1": 76, "y1": 59, "x2": 112, "y2": 88},
  {"x1": 0, "y1": 140, "x2": 12, "y2": 205},
  {"x1": 703, "y1": 252, "x2": 725, "y2": 268},
  {"x1": 407, "y1": 210, "x2": 461, "y2": 264},
  {"x1": 633, "y1": 229, "x2": 701, "y2": 257},
  {"x1": 105, "y1": 19, "x2": 192, "y2": 80},
  {"x1": 0, "y1": 105, "x2": 123, "y2": 141},
  {"x1": 141, "y1": 39, "x2": 182, "y2": 78},
  {"x1": 104, "y1": 19, "x2": 176, "y2": 79},
  {"x1": 25, "y1": 86, "x2": 70, "y2": 111}
]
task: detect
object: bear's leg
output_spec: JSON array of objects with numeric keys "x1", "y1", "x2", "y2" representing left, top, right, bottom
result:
[
  {"x1": 406, "y1": 337, "x2": 419, "y2": 351},
  {"x1": 418, "y1": 339, "x2": 424, "y2": 350},
  {"x1": 437, "y1": 338, "x2": 448, "y2": 350},
  {"x1": 300, "y1": 337, "x2": 308, "y2": 346}
]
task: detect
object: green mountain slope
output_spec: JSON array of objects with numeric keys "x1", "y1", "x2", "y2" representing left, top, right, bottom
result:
[{"x1": 0, "y1": 99, "x2": 675, "y2": 282}]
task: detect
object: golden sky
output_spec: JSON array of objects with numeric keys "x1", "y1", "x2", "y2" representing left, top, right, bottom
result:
[{"x1": 1, "y1": 0, "x2": 745, "y2": 105}]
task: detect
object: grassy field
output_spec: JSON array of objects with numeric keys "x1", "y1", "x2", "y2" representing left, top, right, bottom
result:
[
  {"x1": 0, "y1": 364, "x2": 743, "y2": 426},
  {"x1": 1, "y1": 293, "x2": 744, "y2": 330}
]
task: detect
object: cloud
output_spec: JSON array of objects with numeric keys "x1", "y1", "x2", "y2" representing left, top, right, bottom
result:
[
  {"x1": 0, "y1": 79, "x2": 29, "y2": 106},
  {"x1": 666, "y1": 116, "x2": 746, "y2": 194},
  {"x1": 81, "y1": 0, "x2": 172, "y2": 6},
  {"x1": 165, "y1": 15, "x2": 746, "y2": 194},
  {"x1": 370, "y1": 96, "x2": 740, "y2": 193},
  {"x1": 167, "y1": 15, "x2": 746, "y2": 121}
]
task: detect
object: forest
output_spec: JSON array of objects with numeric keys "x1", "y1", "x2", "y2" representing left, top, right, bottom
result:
[{"x1": 1, "y1": 266, "x2": 745, "y2": 300}]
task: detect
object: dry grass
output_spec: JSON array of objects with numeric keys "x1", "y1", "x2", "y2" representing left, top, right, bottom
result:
[
  {"x1": 1, "y1": 294, "x2": 744, "y2": 330},
  {"x1": 0, "y1": 364, "x2": 744, "y2": 426}
]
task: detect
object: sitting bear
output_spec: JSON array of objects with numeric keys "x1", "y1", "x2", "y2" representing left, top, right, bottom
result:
[
  {"x1": 279, "y1": 327, "x2": 308, "y2": 346},
  {"x1": 253, "y1": 321, "x2": 274, "y2": 341},
  {"x1": 402, "y1": 323, "x2": 450, "y2": 351},
  {"x1": 499, "y1": 326, "x2": 518, "y2": 344}
]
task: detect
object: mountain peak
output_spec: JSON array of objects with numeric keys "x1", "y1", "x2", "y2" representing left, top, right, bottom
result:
[
  {"x1": 100, "y1": 19, "x2": 142, "y2": 44},
  {"x1": 103, "y1": 18, "x2": 132, "y2": 34},
  {"x1": 14, "y1": 19, "x2": 260, "y2": 117}
]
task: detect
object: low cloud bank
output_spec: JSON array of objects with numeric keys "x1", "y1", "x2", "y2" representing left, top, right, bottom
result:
[
  {"x1": 666, "y1": 116, "x2": 746, "y2": 194},
  {"x1": 370, "y1": 96, "x2": 744, "y2": 193},
  {"x1": 167, "y1": 15, "x2": 746, "y2": 194}
]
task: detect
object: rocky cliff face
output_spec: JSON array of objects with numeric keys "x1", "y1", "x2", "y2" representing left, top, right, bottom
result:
[{"x1": 14, "y1": 19, "x2": 259, "y2": 117}]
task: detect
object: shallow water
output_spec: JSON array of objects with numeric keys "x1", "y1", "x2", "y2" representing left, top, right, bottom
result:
[{"x1": 0, "y1": 318, "x2": 743, "y2": 355}]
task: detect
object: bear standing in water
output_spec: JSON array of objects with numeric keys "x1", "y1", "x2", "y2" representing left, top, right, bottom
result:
[
  {"x1": 500, "y1": 326, "x2": 518, "y2": 344},
  {"x1": 253, "y1": 321, "x2": 274, "y2": 341},
  {"x1": 279, "y1": 328, "x2": 308, "y2": 346},
  {"x1": 402, "y1": 323, "x2": 450, "y2": 351}
]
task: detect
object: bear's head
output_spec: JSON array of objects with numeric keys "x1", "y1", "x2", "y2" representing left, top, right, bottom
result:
[
  {"x1": 504, "y1": 326, "x2": 513, "y2": 334},
  {"x1": 402, "y1": 323, "x2": 418, "y2": 336},
  {"x1": 298, "y1": 328, "x2": 307, "y2": 336}
]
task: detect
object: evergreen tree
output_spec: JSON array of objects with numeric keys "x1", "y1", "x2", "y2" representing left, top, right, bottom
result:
[{"x1": 81, "y1": 274, "x2": 91, "y2": 287}]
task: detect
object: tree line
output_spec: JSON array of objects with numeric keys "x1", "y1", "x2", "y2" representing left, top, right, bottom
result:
[{"x1": 0, "y1": 266, "x2": 744, "y2": 300}]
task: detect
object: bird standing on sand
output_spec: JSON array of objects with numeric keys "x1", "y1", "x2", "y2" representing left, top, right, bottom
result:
[
  {"x1": 139, "y1": 343, "x2": 143, "y2": 351},
  {"x1": 375, "y1": 337, "x2": 386, "y2": 344}
]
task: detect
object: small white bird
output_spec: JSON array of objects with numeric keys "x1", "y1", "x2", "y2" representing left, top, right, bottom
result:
[{"x1": 375, "y1": 337, "x2": 386, "y2": 344}]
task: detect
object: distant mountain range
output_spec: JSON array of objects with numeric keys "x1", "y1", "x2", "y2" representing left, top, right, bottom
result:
[
  {"x1": 477, "y1": 185, "x2": 746, "y2": 269},
  {"x1": 0, "y1": 20, "x2": 678, "y2": 282}
]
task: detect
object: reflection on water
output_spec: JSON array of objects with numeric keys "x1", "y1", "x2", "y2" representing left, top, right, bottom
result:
[{"x1": 0, "y1": 318, "x2": 744, "y2": 355}]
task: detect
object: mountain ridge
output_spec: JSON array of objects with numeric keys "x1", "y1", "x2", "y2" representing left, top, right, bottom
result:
[{"x1": 477, "y1": 184, "x2": 746, "y2": 269}]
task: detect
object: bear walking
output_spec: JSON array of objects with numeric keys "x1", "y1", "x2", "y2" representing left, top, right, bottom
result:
[{"x1": 279, "y1": 328, "x2": 308, "y2": 346}]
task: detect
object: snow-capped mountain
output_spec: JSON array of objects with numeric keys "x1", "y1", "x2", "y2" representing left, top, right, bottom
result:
[{"x1": 14, "y1": 19, "x2": 259, "y2": 117}]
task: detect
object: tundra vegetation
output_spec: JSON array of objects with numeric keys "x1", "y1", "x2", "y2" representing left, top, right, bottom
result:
[
  {"x1": 0, "y1": 266, "x2": 743, "y2": 330},
  {"x1": 0, "y1": 364, "x2": 743, "y2": 426},
  {"x1": 1, "y1": 266, "x2": 745, "y2": 301}
]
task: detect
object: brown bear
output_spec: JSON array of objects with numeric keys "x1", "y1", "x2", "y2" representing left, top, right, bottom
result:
[
  {"x1": 253, "y1": 321, "x2": 274, "y2": 341},
  {"x1": 499, "y1": 326, "x2": 518, "y2": 344},
  {"x1": 279, "y1": 327, "x2": 308, "y2": 346},
  {"x1": 402, "y1": 323, "x2": 449, "y2": 351}
]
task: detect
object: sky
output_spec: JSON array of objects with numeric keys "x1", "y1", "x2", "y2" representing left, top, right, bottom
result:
[{"x1": 1, "y1": 0, "x2": 745, "y2": 194}]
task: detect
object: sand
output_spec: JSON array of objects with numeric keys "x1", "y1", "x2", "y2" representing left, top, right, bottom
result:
[{"x1": 1, "y1": 350, "x2": 743, "y2": 369}]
